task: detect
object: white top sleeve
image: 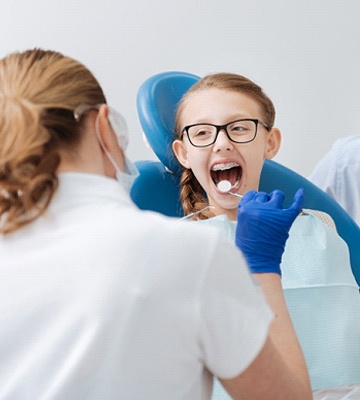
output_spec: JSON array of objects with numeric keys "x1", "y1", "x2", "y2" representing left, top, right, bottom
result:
[
  {"x1": 308, "y1": 135, "x2": 360, "y2": 225},
  {"x1": 196, "y1": 229, "x2": 273, "y2": 379}
]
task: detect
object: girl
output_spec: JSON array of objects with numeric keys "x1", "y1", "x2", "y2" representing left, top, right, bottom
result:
[{"x1": 173, "y1": 73, "x2": 360, "y2": 398}]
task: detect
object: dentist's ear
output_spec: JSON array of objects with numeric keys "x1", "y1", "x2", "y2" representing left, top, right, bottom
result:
[
  {"x1": 264, "y1": 128, "x2": 281, "y2": 159},
  {"x1": 96, "y1": 104, "x2": 126, "y2": 176},
  {"x1": 96, "y1": 104, "x2": 113, "y2": 152},
  {"x1": 172, "y1": 139, "x2": 191, "y2": 169}
]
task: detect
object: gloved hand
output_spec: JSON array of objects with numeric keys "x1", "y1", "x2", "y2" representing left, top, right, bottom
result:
[{"x1": 235, "y1": 189, "x2": 304, "y2": 275}]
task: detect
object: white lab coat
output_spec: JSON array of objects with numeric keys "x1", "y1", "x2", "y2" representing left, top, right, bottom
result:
[{"x1": 0, "y1": 172, "x2": 272, "y2": 400}]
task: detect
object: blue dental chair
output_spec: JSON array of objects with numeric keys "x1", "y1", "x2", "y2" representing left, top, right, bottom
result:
[{"x1": 131, "y1": 71, "x2": 360, "y2": 287}]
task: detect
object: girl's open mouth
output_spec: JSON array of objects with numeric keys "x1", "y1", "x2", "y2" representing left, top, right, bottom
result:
[{"x1": 211, "y1": 162, "x2": 242, "y2": 190}]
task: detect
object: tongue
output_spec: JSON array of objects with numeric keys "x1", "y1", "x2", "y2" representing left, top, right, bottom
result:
[{"x1": 216, "y1": 168, "x2": 237, "y2": 185}]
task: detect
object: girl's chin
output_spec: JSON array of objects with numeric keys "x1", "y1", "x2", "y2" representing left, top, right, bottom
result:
[{"x1": 210, "y1": 199, "x2": 239, "y2": 215}]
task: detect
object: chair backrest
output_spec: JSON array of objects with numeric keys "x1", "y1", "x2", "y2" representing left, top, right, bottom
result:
[
  {"x1": 131, "y1": 71, "x2": 360, "y2": 286},
  {"x1": 131, "y1": 159, "x2": 183, "y2": 217},
  {"x1": 136, "y1": 71, "x2": 199, "y2": 176}
]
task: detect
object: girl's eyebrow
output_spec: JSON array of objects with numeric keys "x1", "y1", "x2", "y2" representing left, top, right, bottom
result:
[{"x1": 183, "y1": 114, "x2": 254, "y2": 125}]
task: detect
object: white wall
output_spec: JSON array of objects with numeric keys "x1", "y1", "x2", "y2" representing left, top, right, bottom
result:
[{"x1": 2, "y1": 0, "x2": 360, "y2": 176}]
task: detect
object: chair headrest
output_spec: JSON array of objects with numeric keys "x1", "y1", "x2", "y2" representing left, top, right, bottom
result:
[{"x1": 136, "y1": 71, "x2": 200, "y2": 175}]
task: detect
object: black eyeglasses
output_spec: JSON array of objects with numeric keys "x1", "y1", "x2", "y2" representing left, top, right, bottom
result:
[{"x1": 182, "y1": 118, "x2": 270, "y2": 148}]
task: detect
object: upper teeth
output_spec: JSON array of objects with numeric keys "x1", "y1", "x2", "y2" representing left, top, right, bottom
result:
[{"x1": 212, "y1": 162, "x2": 239, "y2": 171}]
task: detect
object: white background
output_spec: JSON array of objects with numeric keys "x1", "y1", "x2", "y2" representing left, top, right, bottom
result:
[{"x1": 2, "y1": 0, "x2": 360, "y2": 177}]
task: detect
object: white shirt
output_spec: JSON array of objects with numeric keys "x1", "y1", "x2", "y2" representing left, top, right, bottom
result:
[
  {"x1": 308, "y1": 135, "x2": 360, "y2": 226},
  {"x1": 0, "y1": 173, "x2": 272, "y2": 400}
]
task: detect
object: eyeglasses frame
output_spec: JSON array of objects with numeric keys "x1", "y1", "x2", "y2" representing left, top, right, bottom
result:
[{"x1": 181, "y1": 118, "x2": 270, "y2": 148}]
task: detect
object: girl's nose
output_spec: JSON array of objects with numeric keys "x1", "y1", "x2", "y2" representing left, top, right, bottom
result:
[{"x1": 213, "y1": 129, "x2": 234, "y2": 152}]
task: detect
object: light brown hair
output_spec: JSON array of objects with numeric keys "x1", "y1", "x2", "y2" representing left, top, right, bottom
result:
[
  {"x1": 174, "y1": 72, "x2": 276, "y2": 220},
  {"x1": 0, "y1": 49, "x2": 106, "y2": 234}
]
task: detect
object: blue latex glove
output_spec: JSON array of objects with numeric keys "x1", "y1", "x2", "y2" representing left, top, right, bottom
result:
[{"x1": 235, "y1": 189, "x2": 304, "y2": 275}]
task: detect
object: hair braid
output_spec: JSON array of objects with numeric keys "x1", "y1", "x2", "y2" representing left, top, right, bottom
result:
[{"x1": 179, "y1": 169, "x2": 214, "y2": 220}]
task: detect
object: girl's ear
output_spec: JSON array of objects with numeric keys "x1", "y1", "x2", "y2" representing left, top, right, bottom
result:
[
  {"x1": 172, "y1": 140, "x2": 191, "y2": 169},
  {"x1": 264, "y1": 128, "x2": 281, "y2": 159}
]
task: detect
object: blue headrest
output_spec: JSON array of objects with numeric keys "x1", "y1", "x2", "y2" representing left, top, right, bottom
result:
[{"x1": 136, "y1": 71, "x2": 200, "y2": 175}]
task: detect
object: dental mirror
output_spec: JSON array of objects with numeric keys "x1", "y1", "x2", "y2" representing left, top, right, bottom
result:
[{"x1": 217, "y1": 180, "x2": 243, "y2": 198}]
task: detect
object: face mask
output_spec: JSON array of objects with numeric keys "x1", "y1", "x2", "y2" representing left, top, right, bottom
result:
[
  {"x1": 115, "y1": 154, "x2": 139, "y2": 193},
  {"x1": 95, "y1": 108, "x2": 139, "y2": 193},
  {"x1": 74, "y1": 103, "x2": 139, "y2": 193}
]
